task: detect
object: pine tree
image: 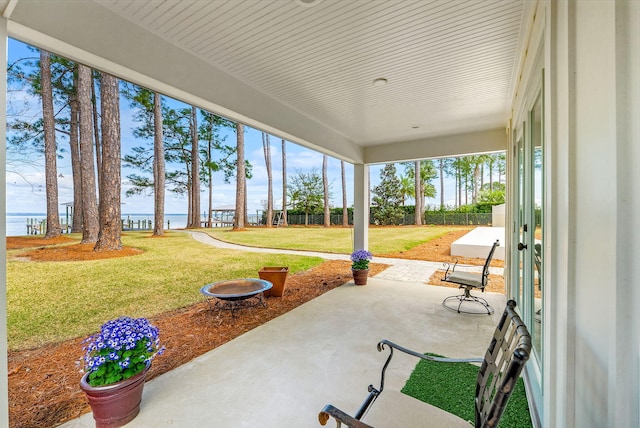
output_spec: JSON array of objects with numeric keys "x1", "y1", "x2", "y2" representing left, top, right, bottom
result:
[
  {"x1": 233, "y1": 123, "x2": 246, "y2": 230},
  {"x1": 94, "y1": 72, "x2": 122, "y2": 251},
  {"x1": 371, "y1": 163, "x2": 404, "y2": 225}
]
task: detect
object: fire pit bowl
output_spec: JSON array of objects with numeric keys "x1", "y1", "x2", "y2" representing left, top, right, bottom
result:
[{"x1": 200, "y1": 278, "x2": 272, "y2": 302}]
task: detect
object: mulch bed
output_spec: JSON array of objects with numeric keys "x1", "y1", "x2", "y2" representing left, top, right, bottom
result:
[{"x1": 6, "y1": 227, "x2": 499, "y2": 428}]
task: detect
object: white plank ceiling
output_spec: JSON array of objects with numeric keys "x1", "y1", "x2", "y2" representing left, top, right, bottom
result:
[{"x1": 94, "y1": 0, "x2": 525, "y2": 147}]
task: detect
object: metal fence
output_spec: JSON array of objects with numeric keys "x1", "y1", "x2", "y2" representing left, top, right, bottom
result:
[
  {"x1": 423, "y1": 212, "x2": 493, "y2": 225},
  {"x1": 272, "y1": 212, "x2": 493, "y2": 226}
]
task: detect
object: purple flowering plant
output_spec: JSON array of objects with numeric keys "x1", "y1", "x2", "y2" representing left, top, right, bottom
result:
[
  {"x1": 81, "y1": 317, "x2": 164, "y2": 387},
  {"x1": 350, "y1": 249, "x2": 373, "y2": 270}
]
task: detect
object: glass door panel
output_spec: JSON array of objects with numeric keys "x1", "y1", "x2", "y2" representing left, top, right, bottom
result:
[
  {"x1": 517, "y1": 133, "x2": 525, "y2": 307},
  {"x1": 513, "y1": 80, "x2": 545, "y2": 420},
  {"x1": 531, "y1": 92, "x2": 543, "y2": 361}
]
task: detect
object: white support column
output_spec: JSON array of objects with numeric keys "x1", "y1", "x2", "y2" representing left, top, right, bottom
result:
[
  {"x1": 352, "y1": 163, "x2": 369, "y2": 251},
  {"x1": 1, "y1": 17, "x2": 9, "y2": 428},
  {"x1": 612, "y1": 1, "x2": 640, "y2": 426}
]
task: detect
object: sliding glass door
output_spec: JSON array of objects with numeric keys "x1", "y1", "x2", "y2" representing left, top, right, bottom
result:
[{"x1": 512, "y1": 76, "x2": 544, "y2": 417}]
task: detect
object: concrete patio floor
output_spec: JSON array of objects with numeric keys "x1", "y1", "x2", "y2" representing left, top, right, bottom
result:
[{"x1": 62, "y1": 278, "x2": 506, "y2": 428}]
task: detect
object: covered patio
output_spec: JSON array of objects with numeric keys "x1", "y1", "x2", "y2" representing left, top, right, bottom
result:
[{"x1": 61, "y1": 278, "x2": 507, "y2": 427}]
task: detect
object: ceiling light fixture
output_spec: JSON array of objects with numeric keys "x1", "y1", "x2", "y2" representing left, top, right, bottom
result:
[
  {"x1": 372, "y1": 77, "x2": 388, "y2": 87},
  {"x1": 295, "y1": 0, "x2": 322, "y2": 7}
]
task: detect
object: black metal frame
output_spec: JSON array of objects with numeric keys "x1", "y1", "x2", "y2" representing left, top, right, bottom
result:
[
  {"x1": 202, "y1": 293, "x2": 267, "y2": 319},
  {"x1": 318, "y1": 300, "x2": 531, "y2": 428},
  {"x1": 441, "y1": 239, "x2": 500, "y2": 315}
]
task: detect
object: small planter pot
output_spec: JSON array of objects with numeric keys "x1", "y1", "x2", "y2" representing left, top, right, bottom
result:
[
  {"x1": 352, "y1": 268, "x2": 370, "y2": 285},
  {"x1": 80, "y1": 362, "x2": 150, "y2": 428},
  {"x1": 259, "y1": 266, "x2": 289, "y2": 297}
]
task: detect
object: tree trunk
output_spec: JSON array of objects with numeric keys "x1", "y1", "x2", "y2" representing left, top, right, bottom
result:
[
  {"x1": 190, "y1": 106, "x2": 200, "y2": 228},
  {"x1": 414, "y1": 160, "x2": 422, "y2": 225},
  {"x1": 457, "y1": 162, "x2": 462, "y2": 208},
  {"x1": 439, "y1": 158, "x2": 445, "y2": 210},
  {"x1": 233, "y1": 123, "x2": 246, "y2": 230},
  {"x1": 368, "y1": 168, "x2": 371, "y2": 212},
  {"x1": 153, "y1": 92, "x2": 165, "y2": 236},
  {"x1": 94, "y1": 72, "x2": 122, "y2": 251},
  {"x1": 281, "y1": 139, "x2": 288, "y2": 226},
  {"x1": 489, "y1": 159, "x2": 494, "y2": 191},
  {"x1": 262, "y1": 133, "x2": 273, "y2": 227},
  {"x1": 77, "y1": 64, "x2": 99, "y2": 243},
  {"x1": 69, "y1": 73, "x2": 83, "y2": 233},
  {"x1": 465, "y1": 175, "x2": 469, "y2": 205},
  {"x1": 40, "y1": 50, "x2": 62, "y2": 238},
  {"x1": 245, "y1": 188, "x2": 249, "y2": 226},
  {"x1": 207, "y1": 128, "x2": 213, "y2": 228},
  {"x1": 186, "y1": 160, "x2": 192, "y2": 227},
  {"x1": 92, "y1": 77, "x2": 102, "y2": 194},
  {"x1": 472, "y1": 163, "x2": 481, "y2": 203},
  {"x1": 322, "y1": 155, "x2": 330, "y2": 227},
  {"x1": 341, "y1": 160, "x2": 348, "y2": 227}
]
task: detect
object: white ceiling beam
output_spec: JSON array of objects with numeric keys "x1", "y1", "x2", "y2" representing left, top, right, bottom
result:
[{"x1": 364, "y1": 128, "x2": 507, "y2": 164}]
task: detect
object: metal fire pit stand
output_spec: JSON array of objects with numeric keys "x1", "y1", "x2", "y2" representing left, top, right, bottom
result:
[{"x1": 200, "y1": 279, "x2": 273, "y2": 319}]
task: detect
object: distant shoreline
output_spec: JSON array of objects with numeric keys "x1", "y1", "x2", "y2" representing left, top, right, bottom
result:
[
  {"x1": 7, "y1": 213, "x2": 188, "y2": 217},
  {"x1": 5, "y1": 213, "x2": 190, "y2": 237}
]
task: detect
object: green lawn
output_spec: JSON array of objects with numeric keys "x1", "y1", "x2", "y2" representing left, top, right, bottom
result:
[
  {"x1": 7, "y1": 231, "x2": 322, "y2": 350},
  {"x1": 8, "y1": 226, "x2": 464, "y2": 350},
  {"x1": 206, "y1": 226, "x2": 462, "y2": 255}
]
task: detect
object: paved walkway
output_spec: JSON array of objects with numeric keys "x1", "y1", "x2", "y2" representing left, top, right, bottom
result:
[{"x1": 186, "y1": 231, "x2": 504, "y2": 283}]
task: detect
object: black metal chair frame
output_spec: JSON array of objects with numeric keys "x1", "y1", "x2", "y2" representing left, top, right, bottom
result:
[
  {"x1": 319, "y1": 300, "x2": 531, "y2": 428},
  {"x1": 441, "y1": 239, "x2": 500, "y2": 315}
]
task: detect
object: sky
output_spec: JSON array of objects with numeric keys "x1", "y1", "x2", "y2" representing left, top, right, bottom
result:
[{"x1": 5, "y1": 38, "x2": 466, "y2": 216}]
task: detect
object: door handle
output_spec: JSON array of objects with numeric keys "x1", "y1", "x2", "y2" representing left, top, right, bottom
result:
[{"x1": 518, "y1": 242, "x2": 528, "y2": 251}]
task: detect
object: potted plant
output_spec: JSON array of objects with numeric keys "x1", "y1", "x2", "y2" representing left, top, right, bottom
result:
[
  {"x1": 79, "y1": 317, "x2": 164, "y2": 428},
  {"x1": 350, "y1": 249, "x2": 373, "y2": 285},
  {"x1": 258, "y1": 266, "x2": 289, "y2": 297}
]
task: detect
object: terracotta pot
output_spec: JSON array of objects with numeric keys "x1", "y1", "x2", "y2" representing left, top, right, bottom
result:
[
  {"x1": 352, "y1": 268, "x2": 369, "y2": 285},
  {"x1": 80, "y1": 362, "x2": 150, "y2": 428},
  {"x1": 259, "y1": 266, "x2": 289, "y2": 297}
]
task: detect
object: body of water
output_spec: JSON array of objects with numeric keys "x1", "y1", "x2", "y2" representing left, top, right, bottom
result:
[{"x1": 5, "y1": 213, "x2": 189, "y2": 237}]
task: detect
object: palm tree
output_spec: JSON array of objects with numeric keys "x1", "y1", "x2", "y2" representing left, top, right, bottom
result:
[
  {"x1": 40, "y1": 50, "x2": 61, "y2": 238},
  {"x1": 77, "y1": 64, "x2": 99, "y2": 243},
  {"x1": 94, "y1": 71, "x2": 122, "y2": 251},
  {"x1": 399, "y1": 173, "x2": 414, "y2": 206},
  {"x1": 233, "y1": 123, "x2": 246, "y2": 230},
  {"x1": 496, "y1": 153, "x2": 506, "y2": 188}
]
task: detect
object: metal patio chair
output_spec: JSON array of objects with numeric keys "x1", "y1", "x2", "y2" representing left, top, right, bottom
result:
[
  {"x1": 318, "y1": 300, "x2": 531, "y2": 428},
  {"x1": 441, "y1": 239, "x2": 500, "y2": 315}
]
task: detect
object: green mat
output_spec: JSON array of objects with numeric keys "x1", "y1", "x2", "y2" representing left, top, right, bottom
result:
[{"x1": 401, "y1": 354, "x2": 532, "y2": 427}]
